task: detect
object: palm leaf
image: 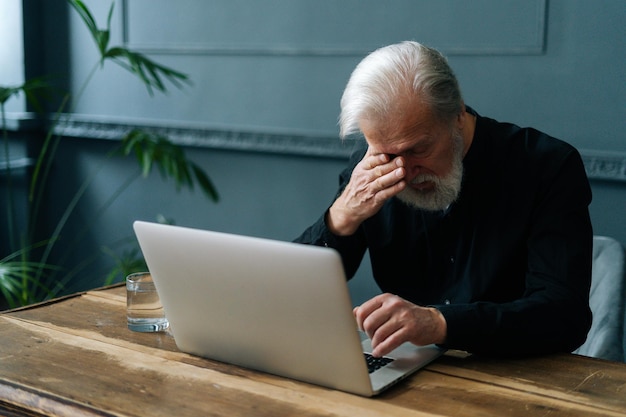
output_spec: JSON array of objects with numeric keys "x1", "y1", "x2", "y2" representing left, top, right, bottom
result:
[
  {"x1": 68, "y1": 0, "x2": 189, "y2": 95},
  {"x1": 0, "y1": 78, "x2": 51, "y2": 110},
  {"x1": 191, "y1": 163, "x2": 220, "y2": 201},
  {"x1": 0, "y1": 260, "x2": 62, "y2": 308},
  {"x1": 119, "y1": 130, "x2": 218, "y2": 201},
  {"x1": 106, "y1": 48, "x2": 189, "y2": 95},
  {"x1": 68, "y1": 0, "x2": 111, "y2": 56},
  {"x1": 67, "y1": 0, "x2": 98, "y2": 35},
  {"x1": 101, "y1": 246, "x2": 147, "y2": 286},
  {"x1": 0, "y1": 87, "x2": 18, "y2": 105}
]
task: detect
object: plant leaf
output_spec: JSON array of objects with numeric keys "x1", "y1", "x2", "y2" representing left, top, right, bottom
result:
[
  {"x1": 68, "y1": 0, "x2": 188, "y2": 95},
  {"x1": 191, "y1": 163, "x2": 219, "y2": 202},
  {"x1": 0, "y1": 258, "x2": 62, "y2": 308},
  {"x1": 101, "y1": 246, "x2": 147, "y2": 286},
  {"x1": 106, "y1": 47, "x2": 189, "y2": 95},
  {"x1": 0, "y1": 78, "x2": 50, "y2": 109},
  {"x1": 0, "y1": 86, "x2": 18, "y2": 105},
  {"x1": 118, "y1": 130, "x2": 217, "y2": 200},
  {"x1": 67, "y1": 0, "x2": 100, "y2": 43},
  {"x1": 67, "y1": 0, "x2": 112, "y2": 57}
]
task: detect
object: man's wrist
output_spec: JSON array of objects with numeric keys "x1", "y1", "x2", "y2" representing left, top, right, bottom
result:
[
  {"x1": 326, "y1": 204, "x2": 359, "y2": 236},
  {"x1": 430, "y1": 307, "x2": 448, "y2": 345}
]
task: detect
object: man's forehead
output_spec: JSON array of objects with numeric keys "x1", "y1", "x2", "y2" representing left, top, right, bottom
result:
[
  {"x1": 361, "y1": 98, "x2": 440, "y2": 132},
  {"x1": 366, "y1": 136, "x2": 434, "y2": 156},
  {"x1": 361, "y1": 114, "x2": 440, "y2": 152}
]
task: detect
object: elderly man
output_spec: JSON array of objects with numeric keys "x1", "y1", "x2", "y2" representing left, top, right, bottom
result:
[{"x1": 295, "y1": 41, "x2": 592, "y2": 358}]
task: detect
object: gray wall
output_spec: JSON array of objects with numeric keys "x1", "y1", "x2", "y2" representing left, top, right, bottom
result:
[
  {"x1": 2, "y1": 0, "x2": 625, "y2": 303},
  {"x1": 60, "y1": 0, "x2": 626, "y2": 149}
]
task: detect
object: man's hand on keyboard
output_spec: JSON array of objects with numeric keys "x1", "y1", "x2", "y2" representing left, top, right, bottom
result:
[{"x1": 353, "y1": 293, "x2": 447, "y2": 357}]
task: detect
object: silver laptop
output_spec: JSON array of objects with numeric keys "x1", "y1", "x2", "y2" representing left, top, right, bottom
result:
[{"x1": 133, "y1": 221, "x2": 444, "y2": 396}]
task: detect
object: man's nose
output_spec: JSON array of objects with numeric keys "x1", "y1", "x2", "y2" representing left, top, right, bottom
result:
[{"x1": 404, "y1": 159, "x2": 426, "y2": 178}]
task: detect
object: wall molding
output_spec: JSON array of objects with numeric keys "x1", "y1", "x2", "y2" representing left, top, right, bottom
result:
[
  {"x1": 4, "y1": 113, "x2": 625, "y2": 183},
  {"x1": 52, "y1": 116, "x2": 626, "y2": 183},
  {"x1": 52, "y1": 115, "x2": 357, "y2": 159},
  {"x1": 120, "y1": 0, "x2": 547, "y2": 57},
  {"x1": 580, "y1": 150, "x2": 626, "y2": 182}
]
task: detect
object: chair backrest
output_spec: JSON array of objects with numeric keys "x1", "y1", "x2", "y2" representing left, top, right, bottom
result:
[{"x1": 573, "y1": 236, "x2": 626, "y2": 362}]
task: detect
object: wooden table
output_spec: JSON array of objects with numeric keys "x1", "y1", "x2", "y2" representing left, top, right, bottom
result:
[{"x1": 1, "y1": 285, "x2": 625, "y2": 417}]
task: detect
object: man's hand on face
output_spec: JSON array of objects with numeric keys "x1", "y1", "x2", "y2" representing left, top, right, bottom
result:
[
  {"x1": 327, "y1": 148, "x2": 406, "y2": 236},
  {"x1": 353, "y1": 293, "x2": 447, "y2": 358}
]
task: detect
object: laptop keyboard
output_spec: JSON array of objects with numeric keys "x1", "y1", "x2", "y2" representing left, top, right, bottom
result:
[{"x1": 364, "y1": 353, "x2": 394, "y2": 373}]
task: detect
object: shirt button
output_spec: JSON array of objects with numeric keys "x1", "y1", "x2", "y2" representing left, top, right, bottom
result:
[
  {"x1": 444, "y1": 299, "x2": 451, "y2": 305},
  {"x1": 449, "y1": 256, "x2": 455, "y2": 264}
]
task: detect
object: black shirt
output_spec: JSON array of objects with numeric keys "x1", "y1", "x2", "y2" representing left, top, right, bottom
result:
[{"x1": 295, "y1": 108, "x2": 593, "y2": 356}]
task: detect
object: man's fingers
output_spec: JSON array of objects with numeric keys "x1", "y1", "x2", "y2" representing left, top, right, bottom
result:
[
  {"x1": 355, "y1": 294, "x2": 448, "y2": 358},
  {"x1": 364, "y1": 151, "x2": 389, "y2": 170},
  {"x1": 331, "y1": 153, "x2": 405, "y2": 235},
  {"x1": 371, "y1": 328, "x2": 406, "y2": 358},
  {"x1": 353, "y1": 296, "x2": 386, "y2": 333},
  {"x1": 372, "y1": 164, "x2": 406, "y2": 195}
]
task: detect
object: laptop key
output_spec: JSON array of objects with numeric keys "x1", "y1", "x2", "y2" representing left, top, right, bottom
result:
[{"x1": 364, "y1": 353, "x2": 394, "y2": 373}]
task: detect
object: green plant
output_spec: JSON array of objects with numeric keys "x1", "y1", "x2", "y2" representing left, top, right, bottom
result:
[{"x1": 0, "y1": 0, "x2": 218, "y2": 308}]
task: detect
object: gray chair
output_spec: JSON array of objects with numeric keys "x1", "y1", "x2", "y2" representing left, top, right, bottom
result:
[{"x1": 574, "y1": 236, "x2": 626, "y2": 362}]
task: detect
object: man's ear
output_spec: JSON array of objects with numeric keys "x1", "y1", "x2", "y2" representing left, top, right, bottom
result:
[{"x1": 456, "y1": 101, "x2": 467, "y2": 128}]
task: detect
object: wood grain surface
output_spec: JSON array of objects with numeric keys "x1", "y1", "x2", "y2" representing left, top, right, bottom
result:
[{"x1": 1, "y1": 285, "x2": 624, "y2": 417}]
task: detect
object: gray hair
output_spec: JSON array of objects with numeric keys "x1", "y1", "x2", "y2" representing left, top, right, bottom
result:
[{"x1": 339, "y1": 41, "x2": 463, "y2": 138}]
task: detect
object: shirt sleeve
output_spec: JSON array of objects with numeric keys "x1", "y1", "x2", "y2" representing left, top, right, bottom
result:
[{"x1": 293, "y1": 145, "x2": 369, "y2": 280}]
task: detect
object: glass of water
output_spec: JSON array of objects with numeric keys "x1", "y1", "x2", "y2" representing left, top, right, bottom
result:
[{"x1": 126, "y1": 272, "x2": 169, "y2": 332}]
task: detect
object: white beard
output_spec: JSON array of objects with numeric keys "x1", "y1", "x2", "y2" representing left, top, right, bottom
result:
[{"x1": 396, "y1": 133, "x2": 464, "y2": 211}]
